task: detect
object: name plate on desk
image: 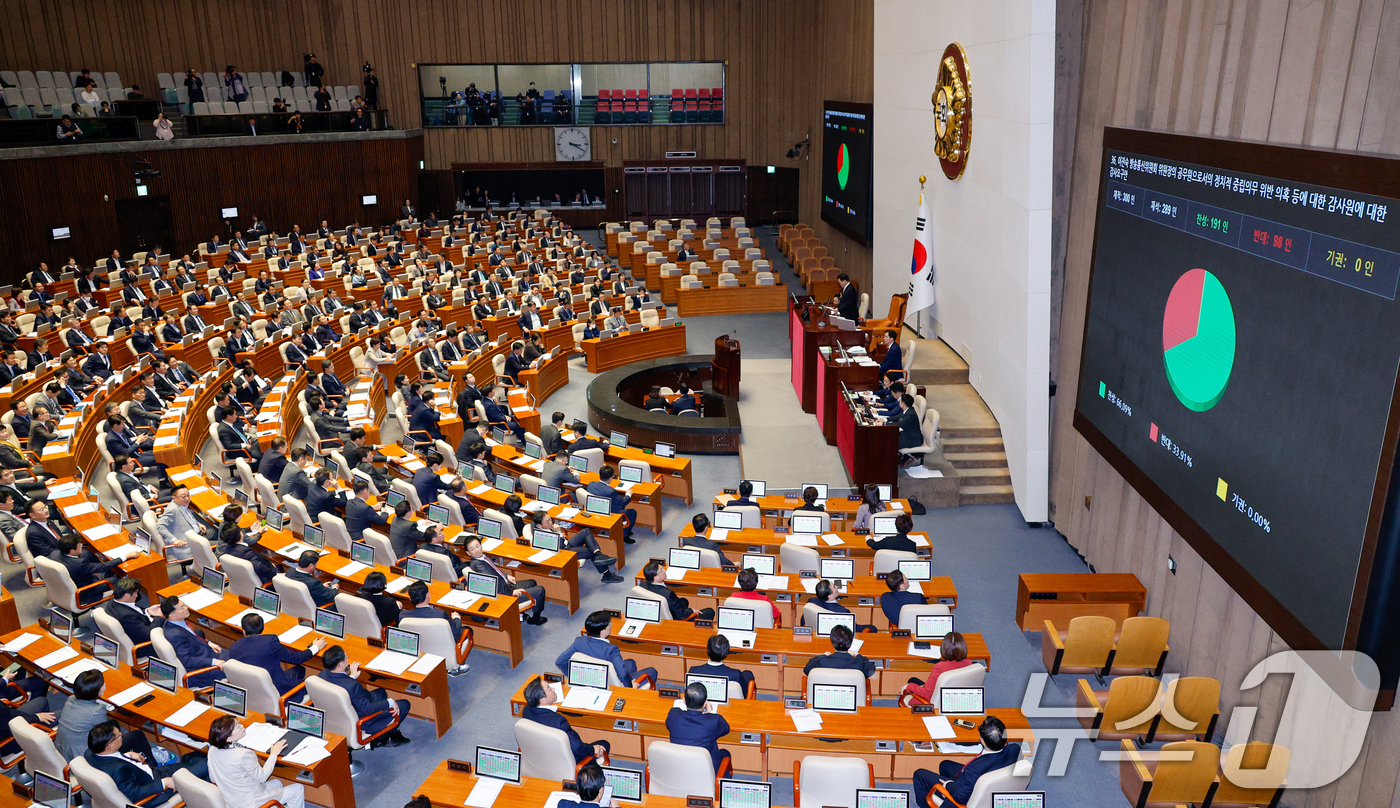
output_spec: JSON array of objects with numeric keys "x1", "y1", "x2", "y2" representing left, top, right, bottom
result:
[
  {"x1": 687, "y1": 799, "x2": 713, "y2": 808},
  {"x1": 891, "y1": 629, "x2": 911, "y2": 638},
  {"x1": 693, "y1": 620, "x2": 713, "y2": 629},
  {"x1": 773, "y1": 527, "x2": 789, "y2": 534},
  {"x1": 740, "y1": 732, "x2": 761, "y2": 745},
  {"x1": 784, "y1": 697, "x2": 807, "y2": 710},
  {"x1": 792, "y1": 627, "x2": 813, "y2": 639},
  {"x1": 658, "y1": 687, "x2": 681, "y2": 699},
  {"x1": 799, "y1": 571, "x2": 817, "y2": 579},
  {"x1": 911, "y1": 704, "x2": 935, "y2": 714},
  {"x1": 721, "y1": 565, "x2": 738, "y2": 573},
  {"x1": 831, "y1": 549, "x2": 848, "y2": 557},
  {"x1": 853, "y1": 529, "x2": 870, "y2": 535},
  {"x1": 447, "y1": 760, "x2": 472, "y2": 773},
  {"x1": 747, "y1": 546, "x2": 762, "y2": 553},
  {"x1": 876, "y1": 740, "x2": 897, "y2": 752}
]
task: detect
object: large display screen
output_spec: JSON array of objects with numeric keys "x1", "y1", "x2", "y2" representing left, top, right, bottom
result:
[
  {"x1": 1076, "y1": 128, "x2": 1400, "y2": 650},
  {"x1": 821, "y1": 101, "x2": 873, "y2": 246}
]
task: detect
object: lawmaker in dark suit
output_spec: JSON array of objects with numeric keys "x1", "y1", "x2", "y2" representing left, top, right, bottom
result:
[
  {"x1": 345, "y1": 480, "x2": 390, "y2": 541},
  {"x1": 56, "y1": 537, "x2": 130, "y2": 604},
  {"x1": 104, "y1": 578, "x2": 164, "y2": 653},
  {"x1": 216, "y1": 408, "x2": 263, "y2": 463},
  {"x1": 412, "y1": 453, "x2": 451, "y2": 509},
  {"x1": 521, "y1": 676, "x2": 609, "y2": 764},
  {"x1": 668, "y1": 385, "x2": 698, "y2": 414},
  {"x1": 278, "y1": 452, "x2": 312, "y2": 500},
  {"x1": 316, "y1": 645, "x2": 410, "y2": 747},
  {"x1": 303, "y1": 471, "x2": 344, "y2": 525},
  {"x1": 387, "y1": 501, "x2": 430, "y2": 561},
  {"x1": 687, "y1": 634, "x2": 754, "y2": 698},
  {"x1": 879, "y1": 569, "x2": 927, "y2": 627},
  {"x1": 894, "y1": 394, "x2": 923, "y2": 466},
  {"x1": 876, "y1": 329, "x2": 903, "y2": 380},
  {"x1": 866, "y1": 512, "x2": 919, "y2": 553},
  {"x1": 258, "y1": 442, "x2": 288, "y2": 486},
  {"x1": 464, "y1": 535, "x2": 547, "y2": 624},
  {"x1": 229, "y1": 612, "x2": 326, "y2": 698},
  {"x1": 358, "y1": 573, "x2": 402, "y2": 629},
  {"x1": 158, "y1": 597, "x2": 227, "y2": 688},
  {"x1": 288, "y1": 550, "x2": 338, "y2": 609},
  {"x1": 640, "y1": 560, "x2": 715, "y2": 621},
  {"x1": 801, "y1": 623, "x2": 877, "y2": 678},
  {"x1": 665, "y1": 683, "x2": 732, "y2": 772},
  {"x1": 912, "y1": 717, "x2": 1021, "y2": 808},
  {"x1": 409, "y1": 404, "x2": 444, "y2": 442},
  {"x1": 834, "y1": 273, "x2": 859, "y2": 320},
  {"x1": 403, "y1": 581, "x2": 466, "y2": 642},
  {"x1": 218, "y1": 524, "x2": 276, "y2": 585},
  {"x1": 84, "y1": 721, "x2": 207, "y2": 805}
]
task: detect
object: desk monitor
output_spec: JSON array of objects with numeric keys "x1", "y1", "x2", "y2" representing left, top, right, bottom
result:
[
  {"x1": 286, "y1": 703, "x2": 326, "y2": 739},
  {"x1": 584, "y1": 494, "x2": 611, "y2": 516},
  {"x1": 212, "y1": 681, "x2": 247, "y2": 717},
  {"x1": 875, "y1": 484, "x2": 893, "y2": 502},
  {"x1": 530, "y1": 529, "x2": 561, "y2": 553},
  {"x1": 266, "y1": 509, "x2": 286, "y2": 530},
  {"x1": 800, "y1": 483, "x2": 829, "y2": 500},
  {"x1": 350, "y1": 541, "x2": 376, "y2": 566},
  {"x1": 915, "y1": 613, "x2": 954, "y2": 641},
  {"x1": 491, "y1": 427, "x2": 508, "y2": 444},
  {"x1": 92, "y1": 633, "x2": 119, "y2": 669},
  {"x1": 201, "y1": 567, "x2": 227, "y2": 597},
  {"x1": 467, "y1": 571, "x2": 497, "y2": 598},
  {"x1": 31, "y1": 771, "x2": 71, "y2": 808},
  {"x1": 130, "y1": 528, "x2": 151, "y2": 554},
  {"x1": 609, "y1": 431, "x2": 628, "y2": 449},
  {"x1": 668, "y1": 547, "x2": 701, "y2": 570},
  {"x1": 426, "y1": 504, "x2": 450, "y2": 526},
  {"x1": 624, "y1": 597, "x2": 661, "y2": 624},
  {"x1": 811, "y1": 683, "x2": 859, "y2": 713},
  {"x1": 713, "y1": 509, "x2": 743, "y2": 530},
  {"x1": 719, "y1": 779, "x2": 771, "y2": 808},
  {"x1": 816, "y1": 612, "x2": 855, "y2": 637},
  {"x1": 522, "y1": 441, "x2": 543, "y2": 459},
  {"x1": 253, "y1": 587, "x2": 279, "y2": 616},
  {"x1": 741, "y1": 553, "x2": 775, "y2": 576},
  {"x1": 717, "y1": 607, "x2": 755, "y2": 632},
  {"x1": 147, "y1": 657, "x2": 177, "y2": 693},
  {"x1": 404, "y1": 557, "x2": 433, "y2": 583},
  {"x1": 601, "y1": 766, "x2": 643, "y2": 803},
  {"x1": 47, "y1": 608, "x2": 73, "y2": 643},
  {"x1": 653, "y1": 442, "x2": 676, "y2": 458},
  {"x1": 233, "y1": 489, "x2": 249, "y2": 505},
  {"x1": 819, "y1": 558, "x2": 855, "y2": 580},
  {"x1": 857, "y1": 789, "x2": 911, "y2": 808},
  {"x1": 477, "y1": 517, "x2": 503, "y2": 540},
  {"x1": 791, "y1": 514, "x2": 823, "y2": 534},
  {"x1": 939, "y1": 686, "x2": 985, "y2": 716},
  {"x1": 383, "y1": 489, "x2": 407, "y2": 509},
  {"x1": 315, "y1": 608, "x2": 345, "y2": 640},
  {"x1": 568, "y1": 454, "x2": 590, "y2": 472},
  {"x1": 568, "y1": 659, "x2": 610, "y2": 689},
  {"x1": 302, "y1": 525, "x2": 325, "y2": 549},
  {"x1": 991, "y1": 794, "x2": 1044, "y2": 808},
  {"x1": 536, "y1": 485, "x2": 561, "y2": 505},
  {"x1": 385, "y1": 627, "x2": 420, "y2": 657},
  {"x1": 493, "y1": 474, "x2": 516, "y2": 494},
  {"x1": 741, "y1": 479, "x2": 766, "y2": 497},
  {"x1": 619, "y1": 464, "x2": 644, "y2": 484},
  {"x1": 871, "y1": 514, "x2": 899, "y2": 536},
  {"x1": 685, "y1": 672, "x2": 731, "y2": 705},
  {"x1": 898, "y1": 559, "x2": 932, "y2": 581},
  {"x1": 474, "y1": 746, "x2": 522, "y2": 784}
]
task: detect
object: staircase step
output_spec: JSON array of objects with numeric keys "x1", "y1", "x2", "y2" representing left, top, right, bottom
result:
[
  {"x1": 941, "y1": 437, "x2": 1005, "y2": 454},
  {"x1": 939, "y1": 426, "x2": 1002, "y2": 439},
  {"x1": 910, "y1": 367, "x2": 969, "y2": 385},
  {"x1": 958, "y1": 485, "x2": 1017, "y2": 505},
  {"x1": 947, "y1": 451, "x2": 1007, "y2": 469},
  {"x1": 956, "y1": 470, "x2": 1011, "y2": 487}
]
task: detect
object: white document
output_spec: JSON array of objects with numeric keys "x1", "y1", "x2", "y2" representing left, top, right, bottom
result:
[
  {"x1": 937, "y1": 742, "x2": 984, "y2": 755},
  {"x1": 709, "y1": 528, "x2": 729, "y2": 543},
  {"x1": 408, "y1": 653, "x2": 445, "y2": 676},
  {"x1": 227, "y1": 608, "x2": 263, "y2": 627},
  {"x1": 481, "y1": 538, "x2": 504, "y2": 552},
  {"x1": 101, "y1": 543, "x2": 141, "y2": 561},
  {"x1": 789, "y1": 709, "x2": 824, "y2": 733},
  {"x1": 527, "y1": 549, "x2": 556, "y2": 564},
  {"x1": 47, "y1": 483, "x2": 82, "y2": 498},
  {"x1": 617, "y1": 620, "x2": 647, "y2": 639},
  {"x1": 238, "y1": 723, "x2": 285, "y2": 752},
  {"x1": 180, "y1": 588, "x2": 223, "y2": 611},
  {"x1": 385, "y1": 576, "x2": 413, "y2": 593},
  {"x1": 820, "y1": 534, "x2": 845, "y2": 547},
  {"x1": 61, "y1": 502, "x2": 98, "y2": 517},
  {"x1": 1, "y1": 633, "x2": 40, "y2": 653},
  {"x1": 278, "y1": 625, "x2": 313, "y2": 644},
  {"x1": 208, "y1": 504, "x2": 228, "y2": 520},
  {"x1": 922, "y1": 715, "x2": 958, "y2": 740},
  {"x1": 108, "y1": 683, "x2": 154, "y2": 706},
  {"x1": 909, "y1": 534, "x2": 930, "y2": 547},
  {"x1": 560, "y1": 687, "x2": 612, "y2": 711},
  {"x1": 365, "y1": 650, "x2": 417, "y2": 675},
  {"x1": 557, "y1": 507, "x2": 580, "y2": 520},
  {"x1": 757, "y1": 575, "x2": 789, "y2": 590},
  {"x1": 718, "y1": 630, "x2": 757, "y2": 649},
  {"x1": 848, "y1": 638, "x2": 865, "y2": 655},
  {"x1": 907, "y1": 580, "x2": 924, "y2": 596},
  {"x1": 522, "y1": 500, "x2": 550, "y2": 513},
  {"x1": 888, "y1": 501, "x2": 905, "y2": 510},
  {"x1": 165, "y1": 701, "x2": 210, "y2": 727},
  {"x1": 336, "y1": 560, "x2": 368, "y2": 577},
  {"x1": 907, "y1": 642, "x2": 942, "y2": 660},
  {"x1": 799, "y1": 578, "x2": 821, "y2": 594},
  {"x1": 34, "y1": 646, "x2": 79, "y2": 668},
  {"x1": 283, "y1": 738, "x2": 331, "y2": 765},
  {"x1": 157, "y1": 727, "x2": 206, "y2": 749},
  {"x1": 436, "y1": 589, "x2": 482, "y2": 610},
  {"x1": 83, "y1": 523, "x2": 121, "y2": 540},
  {"x1": 664, "y1": 567, "x2": 687, "y2": 582},
  {"x1": 54, "y1": 658, "x2": 107, "y2": 683},
  {"x1": 188, "y1": 486, "x2": 211, "y2": 496},
  {"x1": 542, "y1": 791, "x2": 583, "y2": 808},
  {"x1": 903, "y1": 467, "x2": 944, "y2": 478},
  {"x1": 464, "y1": 777, "x2": 506, "y2": 808},
  {"x1": 784, "y1": 534, "x2": 819, "y2": 547}
]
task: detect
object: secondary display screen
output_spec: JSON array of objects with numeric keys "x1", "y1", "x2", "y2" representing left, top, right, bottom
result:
[
  {"x1": 821, "y1": 101, "x2": 873, "y2": 246},
  {"x1": 1076, "y1": 129, "x2": 1400, "y2": 649}
]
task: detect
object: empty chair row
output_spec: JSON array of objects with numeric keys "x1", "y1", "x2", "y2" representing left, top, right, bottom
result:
[
  {"x1": 191, "y1": 98, "x2": 358, "y2": 115},
  {"x1": 2, "y1": 85, "x2": 129, "y2": 108},
  {"x1": 0, "y1": 69, "x2": 122, "y2": 89}
]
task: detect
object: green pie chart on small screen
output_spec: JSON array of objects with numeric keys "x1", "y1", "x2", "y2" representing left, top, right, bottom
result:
[
  {"x1": 837, "y1": 143, "x2": 850, "y2": 190},
  {"x1": 1162, "y1": 268, "x2": 1236, "y2": 412}
]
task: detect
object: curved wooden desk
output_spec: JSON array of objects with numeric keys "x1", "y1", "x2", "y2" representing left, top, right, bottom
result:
[{"x1": 582, "y1": 324, "x2": 688, "y2": 373}]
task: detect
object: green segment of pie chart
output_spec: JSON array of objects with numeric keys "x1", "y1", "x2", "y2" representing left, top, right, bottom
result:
[{"x1": 1164, "y1": 272, "x2": 1236, "y2": 412}]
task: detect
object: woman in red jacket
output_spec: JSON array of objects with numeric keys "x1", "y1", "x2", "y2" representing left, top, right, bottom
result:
[{"x1": 899, "y1": 632, "x2": 977, "y2": 706}]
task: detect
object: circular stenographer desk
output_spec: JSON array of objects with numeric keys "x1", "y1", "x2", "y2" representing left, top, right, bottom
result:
[{"x1": 585, "y1": 354, "x2": 742, "y2": 455}]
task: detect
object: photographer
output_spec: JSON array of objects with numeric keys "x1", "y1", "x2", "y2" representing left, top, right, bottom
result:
[
  {"x1": 183, "y1": 69, "x2": 204, "y2": 113},
  {"x1": 363, "y1": 66, "x2": 378, "y2": 109},
  {"x1": 224, "y1": 66, "x2": 247, "y2": 103},
  {"x1": 304, "y1": 54, "x2": 324, "y2": 87}
]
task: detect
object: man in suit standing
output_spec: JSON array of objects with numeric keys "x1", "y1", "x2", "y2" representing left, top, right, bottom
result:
[
  {"x1": 640, "y1": 560, "x2": 715, "y2": 621},
  {"x1": 216, "y1": 406, "x2": 262, "y2": 467},
  {"x1": 278, "y1": 449, "x2": 313, "y2": 500},
  {"x1": 317, "y1": 644, "x2": 410, "y2": 747},
  {"x1": 834, "y1": 273, "x2": 859, "y2": 320},
  {"x1": 84, "y1": 721, "x2": 207, "y2": 804},
  {"x1": 877, "y1": 329, "x2": 903, "y2": 381},
  {"x1": 229, "y1": 612, "x2": 326, "y2": 698},
  {"x1": 665, "y1": 683, "x2": 731, "y2": 772},
  {"x1": 464, "y1": 535, "x2": 547, "y2": 625},
  {"x1": 158, "y1": 596, "x2": 228, "y2": 688}
]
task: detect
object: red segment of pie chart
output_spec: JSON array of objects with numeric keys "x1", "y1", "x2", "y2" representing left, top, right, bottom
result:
[{"x1": 1162, "y1": 268, "x2": 1204, "y2": 352}]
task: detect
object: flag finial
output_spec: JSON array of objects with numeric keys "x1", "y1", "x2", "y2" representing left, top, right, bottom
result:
[{"x1": 919, "y1": 175, "x2": 927, "y2": 188}]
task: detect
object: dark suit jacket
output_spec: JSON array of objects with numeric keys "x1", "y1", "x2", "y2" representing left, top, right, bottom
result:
[
  {"x1": 522, "y1": 704, "x2": 594, "y2": 762},
  {"x1": 665, "y1": 708, "x2": 730, "y2": 770},
  {"x1": 388, "y1": 518, "x2": 427, "y2": 561},
  {"x1": 304, "y1": 484, "x2": 343, "y2": 525},
  {"x1": 641, "y1": 581, "x2": 691, "y2": 620},
  {"x1": 412, "y1": 468, "x2": 449, "y2": 510},
  {"x1": 163, "y1": 620, "x2": 224, "y2": 687},
  {"x1": 84, "y1": 752, "x2": 174, "y2": 803},
  {"x1": 106, "y1": 601, "x2": 163, "y2": 645},
  {"x1": 669, "y1": 394, "x2": 697, "y2": 414},
  {"x1": 943, "y1": 744, "x2": 1023, "y2": 805},
  {"x1": 802, "y1": 649, "x2": 876, "y2": 678},
  {"x1": 217, "y1": 421, "x2": 253, "y2": 452},
  {"x1": 345, "y1": 498, "x2": 389, "y2": 541},
  {"x1": 402, "y1": 604, "x2": 464, "y2": 641},
  {"x1": 897, "y1": 407, "x2": 922, "y2": 450},
  {"x1": 222, "y1": 542, "x2": 276, "y2": 585},
  {"x1": 836, "y1": 283, "x2": 859, "y2": 320},
  {"x1": 258, "y1": 451, "x2": 288, "y2": 485},
  {"x1": 229, "y1": 633, "x2": 314, "y2": 694},
  {"x1": 467, "y1": 557, "x2": 517, "y2": 596},
  {"x1": 287, "y1": 568, "x2": 337, "y2": 608},
  {"x1": 58, "y1": 550, "x2": 122, "y2": 589},
  {"x1": 409, "y1": 406, "x2": 443, "y2": 441},
  {"x1": 867, "y1": 533, "x2": 918, "y2": 553},
  {"x1": 364, "y1": 591, "x2": 401, "y2": 629},
  {"x1": 278, "y1": 465, "x2": 311, "y2": 501},
  {"x1": 23, "y1": 519, "x2": 62, "y2": 559},
  {"x1": 879, "y1": 590, "x2": 927, "y2": 627},
  {"x1": 318, "y1": 670, "x2": 391, "y2": 719}
]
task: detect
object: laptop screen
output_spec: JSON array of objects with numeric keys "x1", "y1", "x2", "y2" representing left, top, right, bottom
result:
[
  {"x1": 568, "y1": 454, "x2": 590, "y2": 471},
  {"x1": 384, "y1": 489, "x2": 407, "y2": 509},
  {"x1": 92, "y1": 633, "x2": 119, "y2": 668},
  {"x1": 213, "y1": 682, "x2": 247, "y2": 717},
  {"x1": 791, "y1": 514, "x2": 823, "y2": 534},
  {"x1": 686, "y1": 673, "x2": 731, "y2": 704},
  {"x1": 857, "y1": 789, "x2": 911, "y2": 808},
  {"x1": 477, "y1": 518, "x2": 503, "y2": 540},
  {"x1": 719, "y1": 779, "x2": 771, "y2": 808},
  {"x1": 31, "y1": 771, "x2": 69, "y2": 808},
  {"x1": 609, "y1": 431, "x2": 628, "y2": 448},
  {"x1": 404, "y1": 557, "x2": 433, "y2": 583},
  {"x1": 898, "y1": 559, "x2": 931, "y2": 581},
  {"x1": 991, "y1": 794, "x2": 1044, "y2": 808},
  {"x1": 315, "y1": 608, "x2": 345, "y2": 639},
  {"x1": 467, "y1": 571, "x2": 497, "y2": 597},
  {"x1": 619, "y1": 464, "x2": 644, "y2": 484},
  {"x1": 202, "y1": 567, "x2": 227, "y2": 596},
  {"x1": 474, "y1": 746, "x2": 522, "y2": 784},
  {"x1": 653, "y1": 441, "x2": 675, "y2": 458},
  {"x1": 717, "y1": 607, "x2": 755, "y2": 632},
  {"x1": 713, "y1": 509, "x2": 743, "y2": 530},
  {"x1": 801, "y1": 483, "x2": 828, "y2": 500},
  {"x1": 493, "y1": 474, "x2": 516, "y2": 494},
  {"x1": 741, "y1": 554, "x2": 775, "y2": 575},
  {"x1": 568, "y1": 659, "x2": 609, "y2": 689},
  {"x1": 253, "y1": 587, "x2": 279, "y2": 615},
  {"x1": 819, "y1": 558, "x2": 855, "y2": 580},
  {"x1": 668, "y1": 547, "x2": 700, "y2": 569},
  {"x1": 303, "y1": 525, "x2": 325, "y2": 549},
  {"x1": 286, "y1": 703, "x2": 325, "y2": 738},
  {"x1": 266, "y1": 509, "x2": 286, "y2": 530},
  {"x1": 531, "y1": 529, "x2": 561, "y2": 553},
  {"x1": 491, "y1": 427, "x2": 508, "y2": 444},
  {"x1": 147, "y1": 657, "x2": 177, "y2": 692},
  {"x1": 811, "y1": 683, "x2": 859, "y2": 713},
  {"x1": 816, "y1": 612, "x2": 855, "y2": 637},
  {"x1": 426, "y1": 504, "x2": 450, "y2": 525},
  {"x1": 385, "y1": 627, "x2": 420, "y2": 657},
  {"x1": 536, "y1": 485, "x2": 561, "y2": 505},
  {"x1": 523, "y1": 441, "x2": 542, "y2": 459},
  {"x1": 940, "y1": 687, "x2": 985, "y2": 716},
  {"x1": 624, "y1": 597, "x2": 661, "y2": 623},
  {"x1": 585, "y1": 495, "x2": 611, "y2": 516},
  {"x1": 602, "y1": 766, "x2": 643, "y2": 803},
  {"x1": 915, "y1": 613, "x2": 954, "y2": 640},
  {"x1": 871, "y1": 514, "x2": 899, "y2": 536},
  {"x1": 234, "y1": 489, "x2": 249, "y2": 504},
  {"x1": 742, "y1": 479, "x2": 766, "y2": 497},
  {"x1": 351, "y1": 541, "x2": 376, "y2": 566}
]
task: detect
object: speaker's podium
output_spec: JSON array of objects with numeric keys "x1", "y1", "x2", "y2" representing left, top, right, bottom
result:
[{"x1": 713, "y1": 335, "x2": 741, "y2": 396}]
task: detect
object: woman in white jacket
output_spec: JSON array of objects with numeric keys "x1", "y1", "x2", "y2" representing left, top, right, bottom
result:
[
  {"x1": 206, "y1": 715, "x2": 306, "y2": 808},
  {"x1": 153, "y1": 113, "x2": 174, "y2": 141}
]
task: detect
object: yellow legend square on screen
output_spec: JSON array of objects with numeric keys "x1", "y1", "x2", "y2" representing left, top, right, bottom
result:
[{"x1": 1216, "y1": 478, "x2": 1228, "y2": 501}]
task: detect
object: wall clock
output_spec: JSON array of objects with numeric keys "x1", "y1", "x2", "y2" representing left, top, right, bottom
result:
[
  {"x1": 555, "y1": 127, "x2": 592, "y2": 162},
  {"x1": 932, "y1": 43, "x2": 972, "y2": 180}
]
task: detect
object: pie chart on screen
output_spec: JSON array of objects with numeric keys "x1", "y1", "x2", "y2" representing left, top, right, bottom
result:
[
  {"x1": 1162, "y1": 268, "x2": 1236, "y2": 412},
  {"x1": 837, "y1": 143, "x2": 850, "y2": 189}
]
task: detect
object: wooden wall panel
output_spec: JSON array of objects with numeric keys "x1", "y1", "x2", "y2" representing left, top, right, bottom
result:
[{"x1": 1051, "y1": 1, "x2": 1400, "y2": 805}]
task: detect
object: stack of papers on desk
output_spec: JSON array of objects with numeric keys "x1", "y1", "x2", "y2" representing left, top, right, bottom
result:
[
  {"x1": 208, "y1": 504, "x2": 228, "y2": 520},
  {"x1": 922, "y1": 715, "x2": 957, "y2": 740},
  {"x1": 283, "y1": 738, "x2": 331, "y2": 765},
  {"x1": 708, "y1": 528, "x2": 729, "y2": 543},
  {"x1": 365, "y1": 650, "x2": 418, "y2": 675},
  {"x1": 480, "y1": 538, "x2": 505, "y2": 553},
  {"x1": 527, "y1": 549, "x2": 557, "y2": 564},
  {"x1": 557, "y1": 507, "x2": 581, "y2": 520},
  {"x1": 523, "y1": 459, "x2": 545, "y2": 472},
  {"x1": 1, "y1": 633, "x2": 40, "y2": 653},
  {"x1": 511, "y1": 406, "x2": 531, "y2": 414},
  {"x1": 61, "y1": 502, "x2": 98, "y2": 518},
  {"x1": 165, "y1": 702, "x2": 210, "y2": 727},
  {"x1": 408, "y1": 653, "x2": 444, "y2": 675},
  {"x1": 469, "y1": 484, "x2": 493, "y2": 496},
  {"x1": 83, "y1": 523, "x2": 121, "y2": 540},
  {"x1": 436, "y1": 589, "x2": 481, "y2": 610},
  {"x1": 100, "y1": 543, "x2": 141, "y2": 561},
  {"x1": 336, "y1": 560, "x2": 369, "y2": 577},
  {"x1": 54, "y1": 658, "x2": 106, "y2": 683},
  {"x1": 664, "y1": 567, "x2": 687, "y2": 582},
  {"x1": 385, "y1": 576, "x2": 412, "y2": 593},
  {"x1": 188, "y1": 486, "x2": 211, "y2": 496},
  {"x1": 790, "y1": 709, "x2": 824, "y2": 733},
  {"x1": 820, "y1": 534, "x2": 845, "y2": 546},
  {"x1": 179, "y1": 588, "x2": 222, "y2": 611},
  {"x1": 937, "y1": 742, "x2": 984, "y2": 755},
  {"x1": 907, "y1": 642, "x2": 941, "y2": 659},
  {"x1": 47, "y1": 483, "x2": 82, "y2": 498},
  {"x1": 108, "y1": 683, "x2": 154, "y2": 706},
  {"x1": 755, "y1": 575, "x2": 789, "y2": 590},
  {"x1": 279, "y1": 625, "x2": 313, "y2": 644},
  {"x1": 909, "y1": 534, "x2": 930, "y2": 547},
  {"x1": 238, "y1": 723, "x2": 286, "y2": 752},
  {"x1": 559, "y1": 687, "x2": 611, "y2": 711},
  {"x1": 522, "y1": 500, "x2": 550, "y2": 513},
  {"x1": 158, "y1": 727, "x2": 206, "y2": 749},
  {"x1": 464, "y1": 777, "x2": 505, "y2": 808},
  {"x1": 784, "y1": 534, "x2": 819, "y2": 547}
]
